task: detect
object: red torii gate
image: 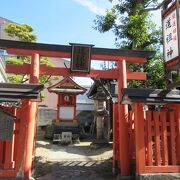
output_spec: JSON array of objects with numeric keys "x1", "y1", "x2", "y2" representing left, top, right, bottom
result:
[{"x1": 0, "y1": 39, "x2": 155, "y2": 180}]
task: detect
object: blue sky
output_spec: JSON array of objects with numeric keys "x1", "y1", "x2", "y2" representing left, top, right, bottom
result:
[
  {"x1": 1, "y1": 0, "x2": 161, "y2": 85},
  {"x1": 1, "y1": 0, "x2": 116, "y2": 48},
  {"x1": 1, "y1": 0, "x2": 161, "y2": 48}
]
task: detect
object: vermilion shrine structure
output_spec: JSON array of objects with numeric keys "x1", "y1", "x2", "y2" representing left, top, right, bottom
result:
[
  {"x1": 48, "y1": 76, "x2": 86, "y2": 123},
  {"x1": 47, "y1": 77, "x2": 86, "y2": 142},
  {"x1": 0, "y1": 38, "x2": 179, "y2": 180}
]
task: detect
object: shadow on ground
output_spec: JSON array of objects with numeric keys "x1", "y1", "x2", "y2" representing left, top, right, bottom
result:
[
  {"x1": 36, "y1": 139, "x2": 112, "y2": 157},
  {"x1": 34, "y1": 158, "x2": 116, "y2": 180}
]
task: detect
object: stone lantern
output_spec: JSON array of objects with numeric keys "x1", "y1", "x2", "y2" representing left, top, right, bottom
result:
[{"x1": 92, "y1": 85, "x2": 109, "y2": 143}]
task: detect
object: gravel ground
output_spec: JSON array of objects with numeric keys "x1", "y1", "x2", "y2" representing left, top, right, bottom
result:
[{"x1": 34, "y1": 138, "x2": 115, "y2": 180}]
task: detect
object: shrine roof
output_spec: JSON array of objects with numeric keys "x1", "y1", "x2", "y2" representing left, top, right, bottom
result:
[
  {"x1": 0, "y1": 83, "x2": 44, "y2": 100},
  {"x1": 87, "y1": 79, "x2": 112, "y2": 99},
  {"x1": 122, "y1": 88, "x2": 180, "y2": 104},
  {"x1": 48, "y1": 76, "x2": 86, "y2": 94}
]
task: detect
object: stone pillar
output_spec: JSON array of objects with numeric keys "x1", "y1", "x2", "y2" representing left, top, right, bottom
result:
[
  {"x1": 96, "y1": 116, "x2": 104, "y2": 140},
  {"x1": 93, "y1": 86, "x2": 108, "y2": 144}
]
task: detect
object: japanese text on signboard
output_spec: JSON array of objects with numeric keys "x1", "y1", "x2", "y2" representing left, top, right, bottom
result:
[
  {"x1": 71, "y1": 45, "x2": 91, "y2": 72},
  {"x1": 163, "y1": 9, "x2": 179, "y2": 62}
]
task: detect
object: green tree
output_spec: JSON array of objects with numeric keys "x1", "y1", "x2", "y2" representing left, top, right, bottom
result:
[
  {"x1": 4, "y1": 23, "x2": 57, "y2": 85},
  {"x1": 94, "y1": 0, "x2": 166, "y2": 89},
  {"x1": 4, "y1": 24, "x2": 37, "y2": 42}
]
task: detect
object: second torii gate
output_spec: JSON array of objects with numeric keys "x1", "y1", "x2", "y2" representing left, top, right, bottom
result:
[{"x1": 0, "y1": 39, "x2": 155, "y2": 180}]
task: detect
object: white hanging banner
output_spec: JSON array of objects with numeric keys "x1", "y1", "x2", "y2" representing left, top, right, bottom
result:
[{"x1": 163, "y1": 9, "x2": 179, "y2": 62}]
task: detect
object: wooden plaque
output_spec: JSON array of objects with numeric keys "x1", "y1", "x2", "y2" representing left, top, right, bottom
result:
[
  {"x1": 70, "y1": 44, "x2": 93, "y2": 73},
  {"x1": 162, "y1": 0, "x2": 180, "y2": 88},
  {"x1": 162, "y1": 0, "x2": 180, "y2": 69}
]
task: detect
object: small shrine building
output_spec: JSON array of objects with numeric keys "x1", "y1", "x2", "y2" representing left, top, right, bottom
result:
[{"x1": 48, "y1": 76, "x2": 86, "y2": 123}]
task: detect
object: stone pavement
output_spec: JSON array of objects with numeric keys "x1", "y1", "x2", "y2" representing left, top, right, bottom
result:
[
  {"x1": 36, "y1": 160, "x2": 115, "y2": 180},
  {"x1": 35, "y1": 139, "x2": 115, "y2": 180}
]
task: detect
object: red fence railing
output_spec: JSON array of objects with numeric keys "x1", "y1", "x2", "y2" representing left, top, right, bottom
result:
[
  {"x1": 113, "y1": 102, "x2": 180, "y2": 175},
  {"x1": 134, "y1": 103, "x2": 180, "y2": 174},
  {"x1": 113, "y1": 104, "x2": 135, "y2": 173},
  {"x1": 0, "y1": 107, "x2": 16, "y2": 178},
  {"x1": 0, "y1": 101, "x2": 31, "y2": 178}
]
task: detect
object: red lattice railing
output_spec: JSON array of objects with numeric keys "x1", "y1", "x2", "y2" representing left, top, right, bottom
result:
[{"x1": 113, "y1": 103, "x2": 180, "y2": 175}]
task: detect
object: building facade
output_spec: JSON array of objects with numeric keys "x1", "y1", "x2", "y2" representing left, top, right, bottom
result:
[
  {"x1": 0, "y1": 17, "x2": 19, "y2": 82},
  {"x1": 0, "y1": 17, "x2": 18, "y2": 41}
]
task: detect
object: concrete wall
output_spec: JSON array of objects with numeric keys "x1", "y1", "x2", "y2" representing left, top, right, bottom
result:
[{"x1": 38, "y1": 107, "x2": 57, "y2": 126}]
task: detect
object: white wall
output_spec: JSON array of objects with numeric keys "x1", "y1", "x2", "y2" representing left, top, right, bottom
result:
[
  {"x1": 76, "y1": 86, "x2": 94, "y2": 111},
  {"x1": 38, "y1": 108, "x2": 57, "y2": 126},
  {"x1": 0, "y1": 57, "x2": 7, "y2": 82},
  {"x1": 59, "y1": 107, "x2": 74, "y2": 120}
]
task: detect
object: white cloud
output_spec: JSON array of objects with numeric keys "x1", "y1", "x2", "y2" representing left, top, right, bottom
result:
[{"x1": 74, "y1": 0, "x2": 106, "y2": 15}]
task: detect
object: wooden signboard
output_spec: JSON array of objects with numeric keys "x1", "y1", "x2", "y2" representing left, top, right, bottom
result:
[
  {"x1": 162, "y1": 0, "x2": 180, "y2": 88},
  {"x1": 0, "y1": 109, "x2": 15, "y2": 141},
  {"x1": 70, "y1": 43, "x2": 93, "y2": 73}
]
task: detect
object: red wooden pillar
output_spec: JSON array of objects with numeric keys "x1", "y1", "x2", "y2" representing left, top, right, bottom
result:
[
  {"x1": 113, "y1": 103, "x2": 119, "y2": 174},
  {"x1": 146, "y1": 111, "x2": 153, "y2": 166},
  {"x1": 24, "y1": 53, "x2": 39, "y2": 180},
  {"x1": 134, "y1": 103, "x2": 145, "y2": 174},
  {"x1": 57, "y1": 95, "x2": 61, "y2": 122},
  {"x1": 154, "y1": 111, "x2": 161, "y2": 166},
  {"x1": 0, "y1": 142, "x2": 3, "y2": 168},
  {"x1": 161, "y1": 111, "x2": 168, "y2": 166},
  {"x1": 117, "y1": 60, "x2": 130, "y2": 176},
  {"x1": 13, "y1": 112, "x2": 20, "y2": 165},
  {"x1": 175, "y1": 105, "x2": 180, "y2": 164},
  {"x1": 169, "y1": 111, "x2": 176, "y2": 165},
  {"x1": 3, "y1": 107, "x2": 16, "y2": 170},
  {"x1": 73, "y1": 95, "x2": 77, "y2": 122},
  {"x1": 14, "y1": 101, "x2": 29, "y2": 172},
  {"x1": 3, "y1": 141, "x2": 14, "y2": 169}
]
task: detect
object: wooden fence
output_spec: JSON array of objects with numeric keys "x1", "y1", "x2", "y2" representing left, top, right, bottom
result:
[
  {"x1": 0, "y1": 102, "x2": 32, "y2": 178},
  {"x1": 113, "y1": 102, "x2": 180, "y2": 175}
]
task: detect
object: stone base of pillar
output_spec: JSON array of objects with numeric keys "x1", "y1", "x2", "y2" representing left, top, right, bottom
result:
[
  {"x1": 90, "y1": 139, "x2": 109, "y2": 148},
  {"x1": 136, "y1": 173, "x2": 180, "y2": 180},
  {"x1": 116, "y1": 175, "x2": 134, "y2": 180}
]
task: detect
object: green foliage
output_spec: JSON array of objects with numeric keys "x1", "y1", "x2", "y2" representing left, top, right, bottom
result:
[
  {"x1": 4, "y1": 24, "x2": 37, "y2": 42},
  {"x1": 94, "y1": 0, "x2": 166, "y2": 89},
  {"x1": 4, "y1": 23, "x2": 58, "y2": 85},
  {"x1": 8, "y1": 74, "x2": 24, "y2": 83},
  {"x1": 128, "y1": 53, "x2": 165, "y2": 89},
  {"x1": 6, "y1": 58, "x2": 24, "y2": 82},
  {"x1": 40, "y1": 57, "x2": 55, "y2": 67},
  {"x1": 95, "y1": 9, "x2": 116, "y2": 33},
  {"x1": 6, "y1": 57, "x2": 24, "y2": 65}
]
